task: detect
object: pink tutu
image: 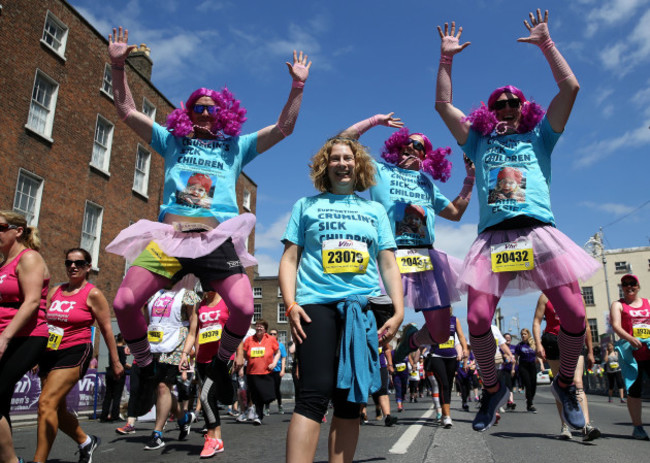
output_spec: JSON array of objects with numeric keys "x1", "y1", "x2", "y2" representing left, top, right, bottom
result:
[
  {"x1": 381, "y1": 248, "x2": 463, "y2": 311},
  {"x1": 105, "y1": 213, "x2": 257, "y2": 268},
  {"x1": 458, "y1": 225, "x2": 601, "y2": 297}
]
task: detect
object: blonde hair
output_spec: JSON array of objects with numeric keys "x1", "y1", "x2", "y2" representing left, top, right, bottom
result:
[
  {"x1": 309, "y1": 137, "x2": 376, "y2": 193},
  {"x1": 0, "y1": 210, "x2": 41, "y2": 251},
  {"x1": 521, "y1": 328, "x2": 535, "y2": 349}
]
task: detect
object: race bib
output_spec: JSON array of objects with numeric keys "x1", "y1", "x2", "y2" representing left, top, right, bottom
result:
[
  {"x1": 395, "y1": 363, "x2": 407, "y2": 372},
  {"x1": 438, "y1": 336, "x2": 454, "y2": 349},
  {"x1": 250, "y1": 346, "x2": 266, "y2": 358},
  {"x1": 410, "y1": 371, "x2": 419, "y2": 378},
  {"x1": 148, "y1": 325, "x2": 164, "y2": 343},
  {"x1": 198, "y1": 324, "x2": 222, "y2": 345},
  {"x1": 609, "y1": 362, "x2": 619, "y2": 369},
  {"x1": 633, "y1": 324, "x2": 650, "y2": 339},
  {"x1": 47, "y1": 325, "x2": 64, "y2": 350},
  {"x1": 490, "y1": 239, "x2": 534, "y2": 273},
  {"x1": 395, "y1": 249, "x2": 433, "y2": 274},
  {"x1": 322, "y1": 239, "x2": 369, "y2": 274}
]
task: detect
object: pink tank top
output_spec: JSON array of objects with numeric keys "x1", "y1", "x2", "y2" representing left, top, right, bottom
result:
[
  {"x1": 0, "y1": 249, "x2": 48, "y2": 337},
  {"x1": 543, "y1": 301, "x2": 561, "y2": 335},
  {"x1": 46, "y1": 282, "x2": 96, "y2": 350},
  {"x1": 196, "y1": 299, "x2": 229, "y2": 364},
  {"x1": 620, "y1": 298, "x2": 650, "y2": 361}
]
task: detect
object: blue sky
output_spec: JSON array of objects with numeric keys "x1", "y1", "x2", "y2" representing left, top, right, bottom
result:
[{"x1": 72, "y1": 0, "x2": 650, "y2": 335}]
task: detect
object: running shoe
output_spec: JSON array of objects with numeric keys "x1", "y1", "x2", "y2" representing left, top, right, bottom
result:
[
  {"x1": 385, "y1": 415, "x2": 398, "y2": 427},
  {"x1": 375, "y1": 408, "x2": 383, "y2": 420},
  {"x1": 78, "y1": 435, "x2": 100, "y2": 463},
  {"x1": 360, "y1": 413, "x2": 369, "y2": 425},
  {"x1": 472, "y1": 380, "x2": 509, "y2": 432},
  {"x1": 397, "y1": 402, "x2": 404, "y2": 413},
  {"x1": 253, "y1": 417, "x2": 262, "y2": 426},
  {"x1": 264, "y1": 405, "x2": 270, "y2": 416},
  {"x1": 506, "y1": 401, "x2": 516, "y2": 411},
  {"x1": 394, "y1": 324, "x2": 418, "y2": 364},
  {"x1": 227, "y1": 407, "x2": 239, "y2": 417},
  {"x1": 435, "y1": 412, "x2": 442, "y2": 422},
  {"x1": 178, "y1": 412, "x2": 194, "y2": 441},
  {"x1": 582, "y1": 423, "x2": 601, "y2": 441},
  {"x1": 633, "y1": 426, "x2": 650, "y2": 441},
  {"x1": 210, "y1": 357, "x2": 235, "y2": 405},
  {"x1": 322, "y1": 415, "x2": 327, "y2": 423},
  {"x1": 442, "y1": 416, "x2": 453, "y2": 429},
  {"x1": 527, "y1": 405, "x2": 537, "y2": 413},
  {"x1": 144, "y1": 431, "x2": 165, "y2": 450},
  {"x1": 559, "y1": 423, "x2": 572, "y2": 440},
  {"x1": 279, "y1": 405, "x2": 285, "y2": 415},
  {"x1": 550, "y1": 378, "x2": 585, "y2": 430},
  {"x1": 115, "y1": 423, "x2": 136, "y2": 435},
  {"x1": 620, "y1": 398, "x2": 626, "y2": 403},
  {"x1": 200, "y1": 436, "x2": 224, "y2": 458},
  {"x1": 133, "y1": 363, "x2": 157, "y2": 417},
  {"x1": 236, "y1": 412, "x2": 248, "y2": 423},
  {"x1": 462, "y1": 403, "x2": 469, "y2": 412}
]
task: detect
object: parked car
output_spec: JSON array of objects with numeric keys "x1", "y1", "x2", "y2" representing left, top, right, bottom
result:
[{"x1": 537, "y1": 368, "x2": 552, "y2": 385}]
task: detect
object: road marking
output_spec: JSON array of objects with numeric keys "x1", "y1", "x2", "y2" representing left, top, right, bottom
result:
[{"x1": 389, "y1": 406, "x2": 434, "y2": 454}]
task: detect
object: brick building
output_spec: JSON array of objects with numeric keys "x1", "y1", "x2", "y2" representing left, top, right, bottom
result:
[
  {"x1": 0, "y1": 0, "x2": 257, "y2": 307},
  {"x1": 253, "y1": 276, "x2": 289, "y2": 346}
]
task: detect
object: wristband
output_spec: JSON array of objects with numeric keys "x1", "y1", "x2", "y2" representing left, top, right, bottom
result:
[
  {"x1": 440, "y1": 54, "x2": 453, "y2": 65},
  {"x1": 292, "y1": 81, "x2": 305, "y2": 89},
  {"x1": 539, "y1": 38, "x2": 554, "y2": 52},
  {"x1": 285, "y1": 302, "x2": 298, "y2": 317}
]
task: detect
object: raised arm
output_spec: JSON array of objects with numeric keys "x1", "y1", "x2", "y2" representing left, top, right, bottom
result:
[
  {"x1": 434, "y1": 22, "x2": 471, "y2": 145},
  {"x1": 517, "y1": 9, "x2": 579, "y2": 133},
  {"x1": 108, "y1": 27, "x2": 154, "y2": 142},
  {"x1": 256, "y1": 51, "x2": 312, "y2": 154},
  {"x1": 438, "y1": 154, "x2": 475, "y2": 222},
  {"x1": 339, "y1": 113, "x2": 404, "y2": 140}
]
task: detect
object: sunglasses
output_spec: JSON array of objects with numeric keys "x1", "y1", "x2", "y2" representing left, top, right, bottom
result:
[
  {"x1": 65, "y1": 259, "x2": 89, "y2": 268},
  {"x1": 493, "y1": 98, "x2": 521, "y2": 110},
  {"x1": 270, "y1": 332, "x2": 278, "y2": 336},
  {"x1": 622, "y1": 281, "x2": 637, "y2": 287},
  {"x1": 406, "y1": 139, "x2": 425, "y2": 152},
  {"x1": 0, "y1": 223, "x2": 19, "y2": 232},
  {"x1": 192, "y1": 104, "x2": 219, "y2": 116}
]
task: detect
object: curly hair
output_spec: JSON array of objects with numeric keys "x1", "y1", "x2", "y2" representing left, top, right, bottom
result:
[
  {"x1": 165, "y1": 87, "x2": 247, "y2": 137},
  {"x1": 463, "y1": 85, "x2": 545, "y2": 136},
  {"x1": 309, "y1": 137, "x2": 376, "y2": 193},
  {"x1": 380, "y1": 128, "x2": 452, "y2": 182}
]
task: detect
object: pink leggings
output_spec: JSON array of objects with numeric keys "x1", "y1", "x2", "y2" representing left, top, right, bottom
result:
[{"x1": 113, "y1": 266, "x2": 254, "y2": 341}]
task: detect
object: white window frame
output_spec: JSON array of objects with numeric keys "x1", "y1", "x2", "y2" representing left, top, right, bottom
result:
[
  {"x1": 243, "y1": 189, "x2": 251, "y2": 211},
  {"x1": 26, "y1": 70, "x2": 59, "y2": 141},
  {"x1": 614, "y1": 261, "x2": 630, "y2": 273},
  {"x1": 80, "y1": 201, "x2": 104, "y2": 270},
  {"x1": 142, "y1": 98, "x2": 156, "y2": 121},
  {"x1": 41, "y1": 11, "x2": 68, "y2": 58},
  {"x1": 253, "y1": 303, "x2": 262, "y2": 322},
  {"x1": 13, "y1": 169, "x2": 44, "y2": 226},
  {"x1": 253, "y1": 287, "x2": 263, "y2": 299},
  {"x1": 133, "y1": 145, "x2": 151, "y2": 197},
  {"x1": 277, "y1": 287, "x2": 282, "y2": 298},
  {"x1": 90, "y1": 115, "x2": 114, "y2": 174},
  {"x1": 278, "y1": 330, "x2": 288, "y2": 347},
  {"x1": 101, "y1": 63, "x2": 113, "y2": 98},
  {"x1": 582, "y1": 286, "x2": 595, "y2": 306},
  {"x1": 278, "y1": 302, "x2": 287, "y2": 323},
  {"x1": 618, "y1": 285, "x2": 625, "y2": 300},
  {"x1": 587, "y1": 318, "x2": 599, "y2": 344}
]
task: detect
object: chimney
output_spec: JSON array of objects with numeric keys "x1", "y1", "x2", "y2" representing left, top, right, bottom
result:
[{"x1": 126, "y1": 43, "x2": 153, "y2": 80}]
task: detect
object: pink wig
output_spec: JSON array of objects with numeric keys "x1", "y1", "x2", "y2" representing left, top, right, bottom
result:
[
  {"x1": 381, "y1": 128, "x2": 452, "y2": 182},
  {"x1": 165, "y1": 87, "x2": 247, "y2": 137},
  {"x1": 463, "y1": 85, "x2": 545, "y2": 136}
]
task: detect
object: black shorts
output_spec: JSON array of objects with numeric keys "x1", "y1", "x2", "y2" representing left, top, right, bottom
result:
[
  {"x1": 541, "y1": 332, "x2": 560, "y2": 361},
  {"x1": 38, "y1": 343, "x2": 93, "y2": 379},
  {"x1": 247, "y1": 374, "x2": 276, "y2": 404},
  {"x1": 153, "y1": 360, "x2": 180, "y2": 385}
]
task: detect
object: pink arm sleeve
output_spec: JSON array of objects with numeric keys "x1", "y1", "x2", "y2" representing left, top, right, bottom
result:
[
  {"x1": 539, "y1": 39, "x2": 574, "y2": 85},
  {"x1": 458, "y1": 175, "x2": 475, "y2": 201},
  {"x1": 111, "y1": 65, "x2": 137, "y2": 121},
  {"x1": 351, "y1": 115, "x2": 380, "y2": 138},
  {"x1": 276, "y1": 83, "x2": 304, "y2": 138}
]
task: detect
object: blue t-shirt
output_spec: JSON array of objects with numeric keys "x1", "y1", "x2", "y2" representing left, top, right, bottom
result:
[
  {"x1": 273, "y1": 342, "x2": 287, "y2": 372},
  {"x1": 150, "y1": 122, "x2": 259, "y2": 223},
  {"x1": 461, "y1": 116, "x2": 561, "y2": 233},
  {"x1": 369, "y1": 160, "x2": 450, "y2": 247},
  {"x1": 282, "y1": 193, "x2": 396, "y2": 305}
]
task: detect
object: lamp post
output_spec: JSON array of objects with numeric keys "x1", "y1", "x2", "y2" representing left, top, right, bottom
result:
[{"x1": 584, "y1": 228, "x2": 612, "y2": 309}]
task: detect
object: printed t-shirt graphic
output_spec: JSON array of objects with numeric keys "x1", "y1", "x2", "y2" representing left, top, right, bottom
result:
[{"x1": 487, "y1": 166, "x2": 526, "y2": 204}]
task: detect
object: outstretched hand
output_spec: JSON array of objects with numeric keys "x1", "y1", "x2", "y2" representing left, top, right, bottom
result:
[
  {"x1": 437, "y1": 22, "x2": 470, "y2": 56},
  {"x1": 377, "y1": 112, "x2": 404, "y2": 129},
  {"x1": 286, "y1": 50, "x2": 312, "y2": 83},
  {"x1": 108, "y1": 26, "x2": 137, "y2": 66},
  {"x1": 517, "y1": 9, "x2": 551, "y2": 46}
]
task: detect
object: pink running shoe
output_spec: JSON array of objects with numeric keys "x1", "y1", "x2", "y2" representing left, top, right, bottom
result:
[
  {"x1": 200, "y1": 436, "x2": 224, "y2": 458},
  {"x1": 115, "y1": 423, "x2": 135, "y2": 435}
]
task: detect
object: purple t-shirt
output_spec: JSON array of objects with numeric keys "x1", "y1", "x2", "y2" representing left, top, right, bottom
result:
[{"x1": 515, "y1": 342, "x2": 537, "y2": 364}]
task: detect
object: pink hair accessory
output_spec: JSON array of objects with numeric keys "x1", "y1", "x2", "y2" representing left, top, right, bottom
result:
[{"x1": 381, "y1": 128, "x2": 453, "y2": 182}]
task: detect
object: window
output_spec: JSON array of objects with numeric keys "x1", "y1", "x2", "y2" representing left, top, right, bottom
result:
[
  {"x1": 253, "y1": 287, "x2": 262, "y2": 298},
  {"x1": 278, "y1": 303, "x2": 287, "y2": 323},
  {"x1": 618, "y1": 285, "x2": 624, "y2": 299},
  {"x1": 243, "y1": 189, "x2": 251, "y2": 211},
  {"x1": 101, "y1": 64, "x2": 113, "y2": 98},
  {"x1": 278, "y1": 330, "x2": 287, "y2": 346},
  {"x1": 614, "y1": 261, "x2": 630, "y2": 273},
  {"x1": 142, "y1": 98, "x2": 156, "y2": 120},
  {"x1": 80, "y1": 201, "x2": 103, "y2": 268},
  {"x1": 277, "y1": 287, "x2": 282, "y2": 298},
  {"x1": 253, "y1": 304, "x2": 262, "y2": 322},
  {"x1": 91, "y1": 115, "x2": 114, "y2": 172},
  {"x1": 41, "y1": 12, "x2": 68, "y2": 57},
  {"x1": 13, "y1": 170, "x2": 44, "y2": 226},
  {"x1": 587, "y1": 318, "x2": 599, "y2": 344},
  {"x1": 133, "y1": 145, "x2": 151, "y2": 195},
  {"x1": 27, "y1": 71, "x2": 59, "y2": 139},
  {"x1": 582, "y1": 286, "x2": 594, "y2": 306}
]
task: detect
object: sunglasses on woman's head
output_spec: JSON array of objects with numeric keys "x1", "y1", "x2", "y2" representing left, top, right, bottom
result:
[
  {"x1": 493, "y1": 98, "x2": 521, "y2": 110},
  {"x1": 406, "y1": 139, "x2": 425, "y2": 152},
  {"x1": 65, "y1": 259, "x2": 88, "y2": 268},
  {"x1": 192, "y1": 104, "x2": 219, "y2": 116},
  {"x1": 0, "y1": 223, "x2": 18, "y2": 232}
]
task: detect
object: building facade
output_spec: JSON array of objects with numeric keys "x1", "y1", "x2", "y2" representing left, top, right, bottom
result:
[{"x1": 252, "y1": 276, "x2": 289, "y2": 347}]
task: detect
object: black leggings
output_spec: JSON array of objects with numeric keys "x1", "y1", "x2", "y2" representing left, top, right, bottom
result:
[
  {"x1": 371, "y1": 367, "x2": 388, "y2": 402},
  {"x1": 427, "y1": 356, "x2": 457, "y2": 405},
  {"x1": 196, "y1": 362, "x2": 221, "y2": 429},
  {"x1": 0, "y1": 336, "x2": 47, "y2": 426},
  {"x1": 628, "y1": 360, "x2": 650, "y2": 398},
  {"x1": 271, "y1": 370, "x2": 282, "y2": 406},
  {"x1": 126, "y1": 364, "x2": 140, "y2": 418},
  {"x1": 293, "y1": 303, "x2": 360, "y2": 423},
  {"x1": 518, "y1": 361, "x2": 537, "y2": 406}
]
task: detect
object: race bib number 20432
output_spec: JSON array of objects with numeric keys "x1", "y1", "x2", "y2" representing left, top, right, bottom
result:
[{"x1": 490, "y1": 239, "x2": 534, "y2": 273}]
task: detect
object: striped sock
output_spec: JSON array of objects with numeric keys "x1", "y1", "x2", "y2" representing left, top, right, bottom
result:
[
  {"x1": 125, "y1": 334, "x2": 152, "y2": 367},
  {"x1": 470, "y1": 329, "x2": 498, "y2": 388},
  {"x1": 558, "y1": 327, "x2": 585, "y2": 383},
  {"x1": 218, "y1": 326, "x2": 244, "y2": 362}
]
